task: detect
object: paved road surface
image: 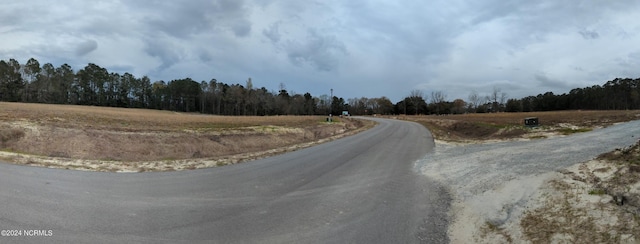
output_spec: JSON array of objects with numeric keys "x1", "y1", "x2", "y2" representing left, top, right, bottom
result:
[{"x1": 0, "y1": 118, "x2": 449, "y2": 244}]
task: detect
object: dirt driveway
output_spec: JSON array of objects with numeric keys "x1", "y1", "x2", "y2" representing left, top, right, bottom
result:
[{"x1": 418, "y1": 120, "x2": 640, "y2": 243}]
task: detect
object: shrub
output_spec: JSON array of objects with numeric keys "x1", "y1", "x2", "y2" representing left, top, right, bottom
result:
[{"x1": 0, "y1": 128, "x2": 25, "y2": 146}]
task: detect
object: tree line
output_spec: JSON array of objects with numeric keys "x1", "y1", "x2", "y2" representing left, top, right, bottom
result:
[
  {"x1": 504, "y1": 78, "x2": 640, "y2": 112},
  {"x1": 395, "y1": 78, "x2": 640, "y2": 115},
  {"x1": 1, "y1": 58, "x2": 639, "y2": 116},
  {"x1": 0, "y1": 58, "x2": 398, "y2": 115}
]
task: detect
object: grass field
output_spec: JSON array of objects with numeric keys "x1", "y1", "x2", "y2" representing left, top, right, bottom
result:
[
  {"x1": 0, "y1": 102, "x2": 371, "y2": 171},
  {"x1": 398, "y1": 110, "x2": 640, "y2": 142},
  {"x1": 0, "y1": 102, "x2": 327, "y2": 131}
]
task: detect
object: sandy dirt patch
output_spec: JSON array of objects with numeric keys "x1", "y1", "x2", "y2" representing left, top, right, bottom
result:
[
  {"x1": 419, "y1": 119, "x2": 640, "y2": 243},
  {"x1": 476, "y1": 155, "x2": 640, "y2": 243}
]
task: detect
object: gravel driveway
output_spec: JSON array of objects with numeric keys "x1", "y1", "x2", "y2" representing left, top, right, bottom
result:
[{"x1": 416, "y1": 119, "x2": 640, "y2": 241}]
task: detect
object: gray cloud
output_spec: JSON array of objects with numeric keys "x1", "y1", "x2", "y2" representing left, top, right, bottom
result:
[
  {"x1": 344, "y1": 1, "x2": 464, "y2": 64},
  {"x1": 534, "y1": 72, "x2": 571, "y2": 90},
  {"x1": 0, "y1": 5, "x2": 25, "y2": 26},
  {"x1": 75, "y1": 40, "x2": 98, "y2": 56},
  {"x1": 616, "y1": 52, "x2": 640, "y2": 68},
  {"x1": 198, "y1": 50, "x2": 213, "y2": 63},
  {"x1": 144, "y1": 3, "x2": 212, "y2": 37},
  {"x1": 231, "y1": 19, "x2": 252, "y2": 37},
  {"x1": 284, "y1": 29, "x2": 347, "y2": 72},
  {"x1": 263, "y1": 22, "x2": 281, "y2": 43},
  {"x1": 128, "y1": 0, "x2": 252, "y2": 38},
  {"x1": 579, "y1": 30, "x2": 600, "y2": 40},
  {"x1": 466, "y1": 1, "x2": 636, "y2": 50},
  {"x1": 144, "y1": 38, "x2": 180, "y2": 71}
]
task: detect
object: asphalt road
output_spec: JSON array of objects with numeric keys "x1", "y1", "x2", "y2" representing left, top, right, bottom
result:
[{"x1": 0, "y1": 118, "x2": 450, "y2": 244}]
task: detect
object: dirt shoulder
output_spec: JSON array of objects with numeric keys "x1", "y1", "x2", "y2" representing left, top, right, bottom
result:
[{"x1": 0, "y1": 102, "x2": 374, "y2": 172}]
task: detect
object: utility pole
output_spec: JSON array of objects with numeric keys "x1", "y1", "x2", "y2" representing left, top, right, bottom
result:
[{"x1": 330, "y1": 88, "x2": 334, "y2": 118}]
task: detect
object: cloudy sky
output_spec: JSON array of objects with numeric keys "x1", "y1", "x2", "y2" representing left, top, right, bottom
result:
[{"x1": 2, "y1": 1, "x2": 640, "y2": 102}]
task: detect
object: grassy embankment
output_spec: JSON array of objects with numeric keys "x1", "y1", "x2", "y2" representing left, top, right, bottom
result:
[{"x1": 0, "y1": 102, "x2": 373, "y2": 171}]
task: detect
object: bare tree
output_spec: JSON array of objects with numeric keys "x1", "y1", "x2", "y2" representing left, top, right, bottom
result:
[
  {"x1": 488, "y1": 86, "x2": 510, "y2": 112},
  {"x1": 490, "y1": 87, "x2": 502, "y2": 112},
  {"x1": 500, "y1": 92, "x2": 508, "y2": 109},
  {"x1": 431, "y1": 91, "x2": 447, "y2": 115},
  {"x1": 409, "y1": 89, "x2": 426, "y2": 115},
  {"x1": 468, "y1": 90, "x2": 480, "y2": 112},
  {"x1": 410, "y1": 89, "x2": 425, "y2": 99},
  {"x1": 491, "y1": 87, "x2": 500, "y2": 106},
  {"x1": 430, "y1": 91, "x2": 446, "y2": 104},
  {"x1": 317, "y1": 94, "x2": 331, "y2": 115}
]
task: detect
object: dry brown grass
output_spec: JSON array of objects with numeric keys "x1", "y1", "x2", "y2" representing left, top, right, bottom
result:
[
  {"x1": 0, "y1": 102, "x2": 372, "y2": 168},
  {"x1": 0, "y1": 127, "x2": 24, "y2": 146},
  {"x1": 0, "y1": 102, "x2": 324, "y2": 131},
  {"x1": 396, "y1": 110, "x2": 640, "y2": 141},
  {"x1": 442, "y1": 110, "x2": 639, "y2": 126}
]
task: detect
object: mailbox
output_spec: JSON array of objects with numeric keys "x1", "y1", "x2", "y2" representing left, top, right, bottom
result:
[{"x1": 524, "y1": 117, "x2": 539, "y2": 127}]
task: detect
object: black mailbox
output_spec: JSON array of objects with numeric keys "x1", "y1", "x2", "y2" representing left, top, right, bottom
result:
[{"x1": 524, "y1": 117, "x2": 539, "y2": 127}]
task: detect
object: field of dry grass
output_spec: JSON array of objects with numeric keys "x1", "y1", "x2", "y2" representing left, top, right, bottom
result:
[
  {"x1": 397, "y1": 110, "x2": 640, "y2": 142},
  {"x1": 0, "y1": 102, "x2": 328, "y2": 131},
  {"x1": 0, "y1": 102, "x2": 372, "y2": 171}
]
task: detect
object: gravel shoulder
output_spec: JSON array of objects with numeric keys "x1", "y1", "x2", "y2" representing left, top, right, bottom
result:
[{"x1": 417, "y1": 120, "x2": 640, "y2": 243}]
